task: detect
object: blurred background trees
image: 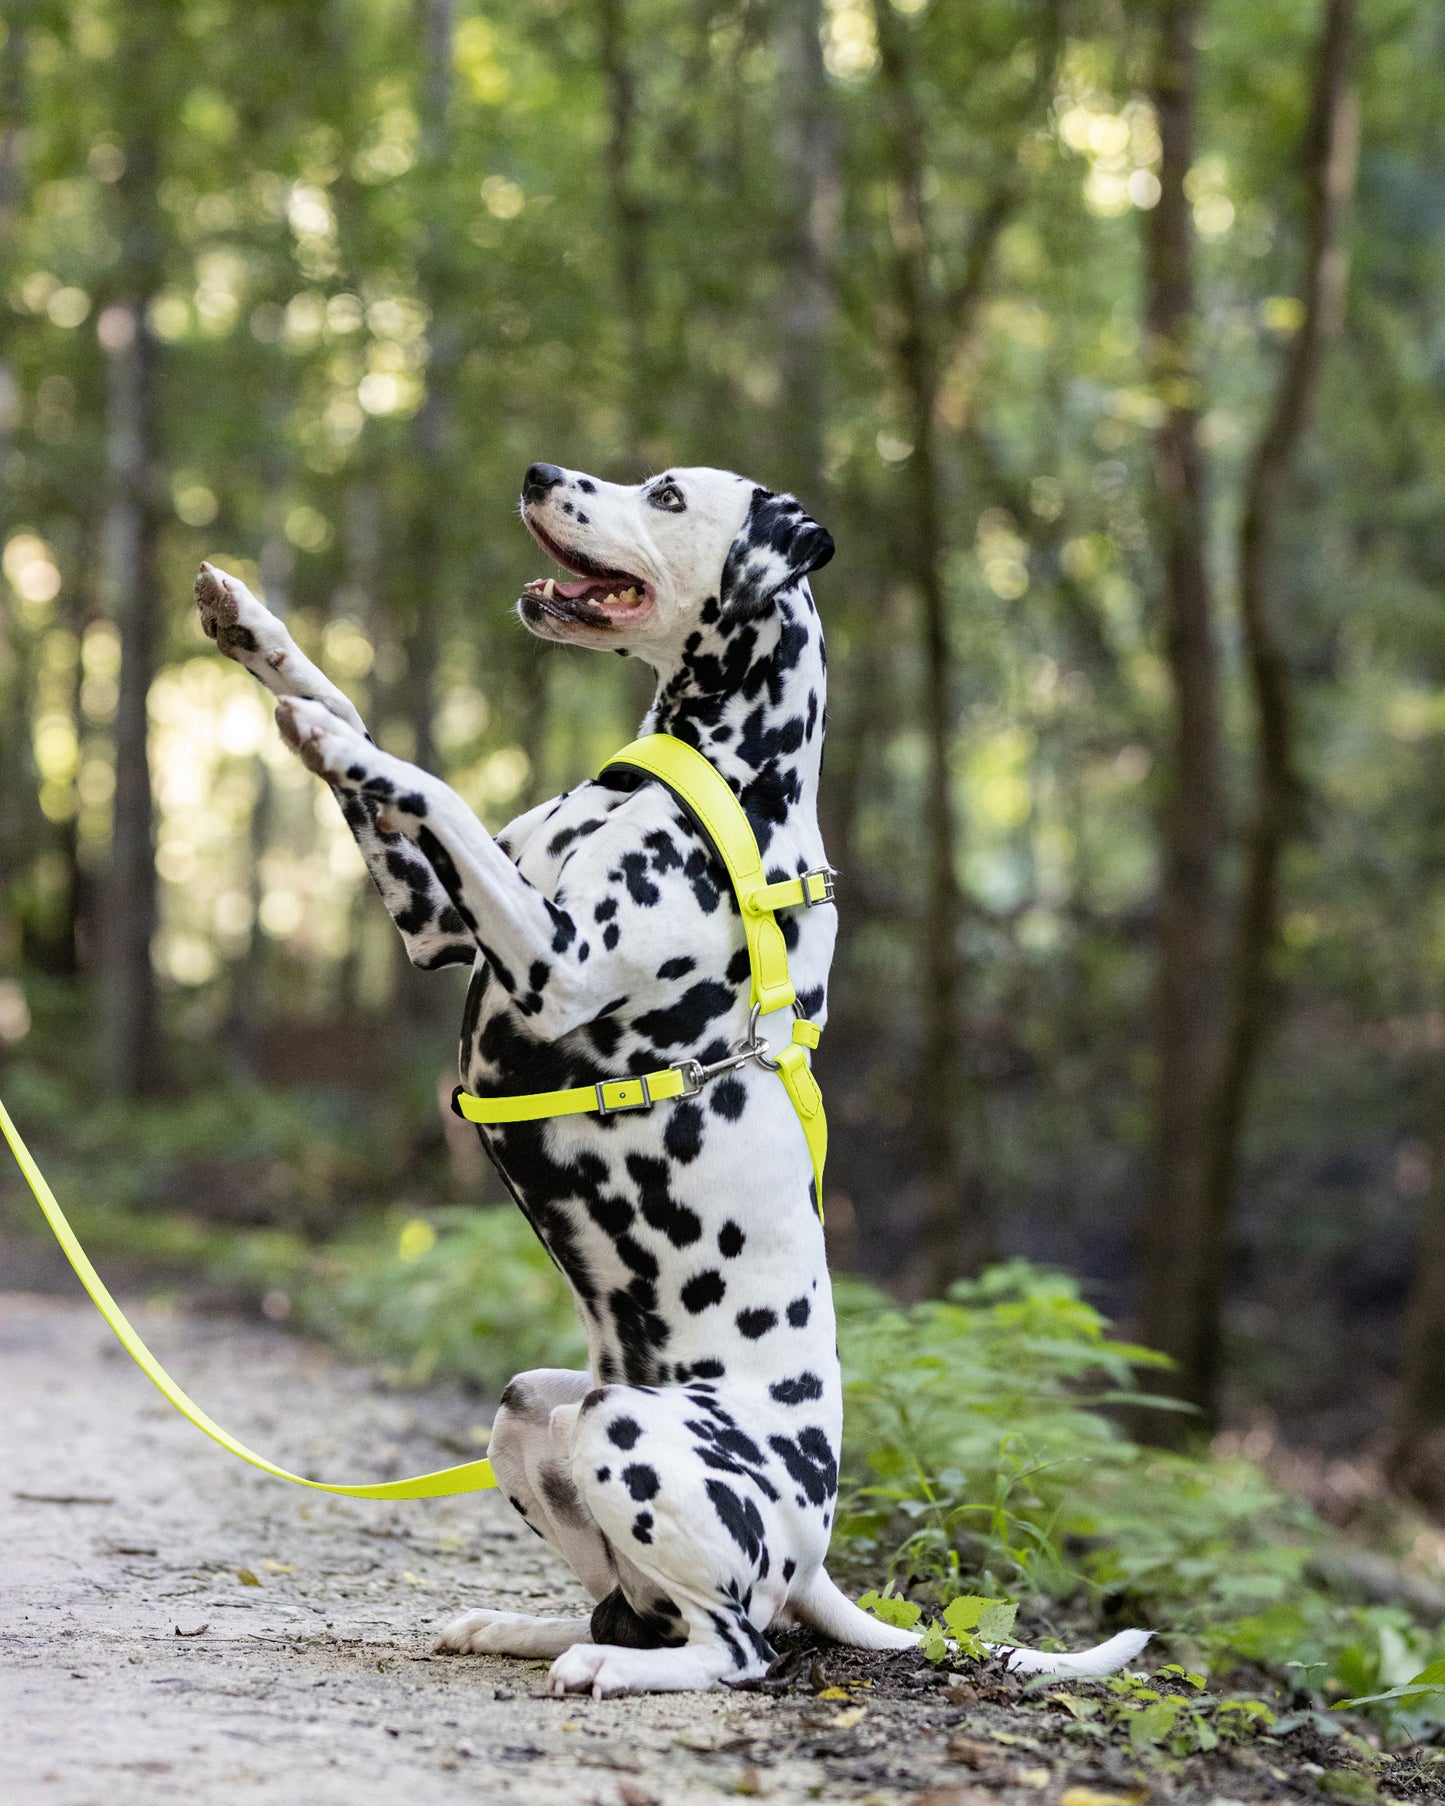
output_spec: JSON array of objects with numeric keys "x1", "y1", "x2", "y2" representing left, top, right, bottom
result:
[{"x1": 6, "y1": 0, "x2": 1445, "y2": 1505}]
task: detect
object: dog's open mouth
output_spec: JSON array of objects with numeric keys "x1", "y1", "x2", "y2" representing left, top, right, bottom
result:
[{"x1": 521, "y1": 515, "x2": 655, "y2": 629}]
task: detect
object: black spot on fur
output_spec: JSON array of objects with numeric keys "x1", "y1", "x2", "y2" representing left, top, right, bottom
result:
[
  {"x1": 710, "y1": 1076, "x2": 747, "y2": 1121},
  {"x1": 768, "y1": 1426, "x2": 838, "y2": 1505},
  {"x1": 770, "y1": 1371, "x2": 824, "y2": 1406},
  {"x1": 681, "y1": 1269, "x2": 726, "y2": 1313},
  {"x1": 633, "y1": 980, "x2": 734, "y2": 1049},
  {"x1": 704, "y1": 1479, "x2": 766, "y2": 1565},
  {"x1": 657, "y1": 955, "x2": 695, "y2": 979},
  {"x1": 718, "y1": 1221, "x2": 745, "y2": 1259},
  {"x1": 623, "y1": 1462, "x2": 659, "y2": 1501},
  {"x1": 663, "y1": 1100, "x2": 704, "y2": 1163},
  {"x1": 736, "y1": 1307, "x2": 777, "y2": 1340},
  {"x1": 627, "y1": 1154, "x2": 702, "y2": 1247},
  {"x1": 786, "y1": 1295, "x2": 811, "y2": 1328},
  {"x1": 632, "y1": 1511, "x2": 654, "y2": 1543},
  {"x1": 607, "y1": 1416, "x2": 642, "y2": 1450}
]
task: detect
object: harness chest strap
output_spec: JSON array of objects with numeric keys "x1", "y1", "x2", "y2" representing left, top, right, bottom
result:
[{"x1": 454, "y1": 733, "x2": 832, "y2": 1210}]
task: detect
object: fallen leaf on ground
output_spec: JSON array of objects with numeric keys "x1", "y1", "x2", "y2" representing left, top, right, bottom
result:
[
  {"x1": 235, "y1": 1568, "x2": 261, "y2": 1586},
  {"x1": 908, "y1": 1788, "x2": 996, "y2": 1806},
  {"x1": 617, "y1": 1782, "x2": 659, "y2": 1806},
  {"x1": 829, "y1": 1705, "x2": 868, "y2": 1729},
  {"x1": 173, "y1": 1623, "x2": 208, "y2": 1638},
  {"x1": 260, "y1": 1560, "x2": 293, "y2": 1574},
  {"x1": 1059, "y1": 1789, "x2": 1149, "y2": 1806},
  {"x1": 816, "y1": 1685, "x2": 850, "y2": 1700},
  {"x1": 946, "y1": 1736, "x2": 1002, "y2": 1767}
]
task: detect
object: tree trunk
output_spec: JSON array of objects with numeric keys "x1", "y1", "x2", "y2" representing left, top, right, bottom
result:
[
  {"x1": 596, "y1": 0, "x2": 652, "y2": 464},
  {"x1": 1196, "y1": 0, "x2": 1359, "y2": 1419},
  {"x1": 392, "y1": 0, "x2": 455, "y2": 1039},
  {"x1": 97, "y1": 38, "x2": 165, "y2": 1096},
  {"x1": 1390, "y1": 1070, "x2": 1445, "y2": 1512},
  {"x1": 871, "y1": 1, "x2": 976, "y2": 1290},
  {"x1": 773, "y1": 0, "x2": 837, "y2": 502},
  {"x1": 1135, "y1": 0, "x2": 1223, "y2": 1429},
  {"x1": 871, "y1": 3, "x2": 1058, "y2": 1291}
]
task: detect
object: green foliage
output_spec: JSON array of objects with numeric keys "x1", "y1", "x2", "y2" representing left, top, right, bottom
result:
[
  {"x1": 1051, "y1": 1668, "x2": 1277, "y2": 1762},
  {"x1": 833, "y1": 1262, "x2": 1445, "y2": 1741},
  {"x1": 295, "y1": 1204, "x2": 585, "y2": 1391}
]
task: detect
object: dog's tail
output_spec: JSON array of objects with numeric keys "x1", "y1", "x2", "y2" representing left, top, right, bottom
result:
[{"x1": 788, "y1": 1569, "x2": 1151, "y2": 1680}]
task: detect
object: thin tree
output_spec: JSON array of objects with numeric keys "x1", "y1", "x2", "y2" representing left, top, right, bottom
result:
[
  {"x1": 1197, "y1": 0, "x2": 1360, "y2": 1417},
  {"x1": 1391, "y1": 1071, "x2": 1445, "y2": 1512},
  {"x1": 1137, "y1": 0, "x2": 1360, "y2": 1430},
  {"x1": 869, "y1": 0, "x2": 1061, "y2": 1292},
  {"x1": 97, "y1": 3, "x2": 172, "y2": 1097},
  {"x1": 774, "y1": 0, "x2": 838, "y2": 504},
  {"x1": 1134, "y1": 0, "x2": 1224, "y2": 1424},
  {"x1": 596, "y1": 0, "x2": 653, "y2": 465}
]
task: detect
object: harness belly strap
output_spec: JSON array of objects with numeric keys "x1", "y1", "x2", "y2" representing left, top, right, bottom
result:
[{"x1": 454, "y1": 732, "x2": 833, "y2": 1213}]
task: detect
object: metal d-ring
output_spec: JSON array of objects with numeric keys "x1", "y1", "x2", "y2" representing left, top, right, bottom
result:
[{"x1": 744, "y1": 1001, "x2": 782, "y2": 1071}]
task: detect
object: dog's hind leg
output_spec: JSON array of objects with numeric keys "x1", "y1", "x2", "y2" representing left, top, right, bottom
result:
[{"x1": 434, "y1": 1370, "x2": 615, "y2": 1661}]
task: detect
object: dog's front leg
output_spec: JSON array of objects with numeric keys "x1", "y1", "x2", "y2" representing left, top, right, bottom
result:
[
  {"x1": 197, "y1": 565, "x2": 477, "y2": 971},
  {"x1": 276, "y1": 699, "x2": 606, "y2": 1037}
]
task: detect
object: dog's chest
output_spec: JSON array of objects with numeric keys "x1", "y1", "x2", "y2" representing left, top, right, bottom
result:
[{"x1": 459, "y1": 775, "x2": 838, "y2": 1388}]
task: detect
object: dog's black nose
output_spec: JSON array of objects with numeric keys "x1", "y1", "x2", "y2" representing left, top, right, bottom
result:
[{"x1": 522, "y1": 463, "x2": 565, "y2": 503}]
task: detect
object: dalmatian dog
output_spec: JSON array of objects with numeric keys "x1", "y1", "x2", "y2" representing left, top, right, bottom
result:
[{"x1": 194, "y1": 463, "x2": 1149, "y2": 1697}]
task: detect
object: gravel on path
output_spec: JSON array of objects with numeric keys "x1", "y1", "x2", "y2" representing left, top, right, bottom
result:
[{"x1": 0, "y1": 1290, "x2": 974, "y2": 1806}]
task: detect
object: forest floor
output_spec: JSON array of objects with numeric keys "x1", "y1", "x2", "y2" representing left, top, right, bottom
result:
[{"x1": 1, "y1": 1286, "x2": 1435, "y2": 1806}]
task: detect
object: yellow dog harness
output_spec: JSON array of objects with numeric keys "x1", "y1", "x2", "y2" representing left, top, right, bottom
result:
[
  {"x1": 0, "y1": 732, "x2": 832, "y2": 1502},
  {"x1": 452, "y1": 733, "x2": 832, "y2": 1210}
]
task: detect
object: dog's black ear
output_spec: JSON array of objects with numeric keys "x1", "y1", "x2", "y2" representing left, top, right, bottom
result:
[{"x1": 719, "y1": 488, "x2": 835, "y2": 621}]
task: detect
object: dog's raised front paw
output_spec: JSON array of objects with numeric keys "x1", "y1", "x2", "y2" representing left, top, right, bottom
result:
[
  {"x1": 195, "y1": 562, "x2": 285, "y2": 668},
  {"x1": 275, "y1": 696, "x2": 366, "y2": 782}
]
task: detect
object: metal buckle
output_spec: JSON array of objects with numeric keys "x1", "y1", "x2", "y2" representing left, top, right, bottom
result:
[
  {"x1": 595, "y1": 1074, "x2": 653, "y2": 1114},
  {"x1": 676, "y1": 1060, "x2": 705, "y2": 1097},
  {"x1": 801, "y1": 866, "x2": 836, "y2": 907}
]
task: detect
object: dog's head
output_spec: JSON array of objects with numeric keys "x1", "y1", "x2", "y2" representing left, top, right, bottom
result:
[{"x1": 516, "y1": 464, "x2": 833, "y2": 657}]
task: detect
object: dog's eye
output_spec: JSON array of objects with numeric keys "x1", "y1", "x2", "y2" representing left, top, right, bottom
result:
[{"x1": 648, "y1": 480, "x2": 686, "y2": 513}]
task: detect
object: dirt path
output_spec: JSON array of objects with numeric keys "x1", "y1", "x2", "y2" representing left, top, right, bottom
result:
[
  {"x1": 4, "y1": 1290, "x2": 1425, "y2": 1806},
  {"x1": 0, "y1": 1290, "x2": 968, "y2": 1806}
]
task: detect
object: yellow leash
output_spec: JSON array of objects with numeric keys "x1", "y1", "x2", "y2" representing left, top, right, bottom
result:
[
  {"x1": 1, "y1": 733, "x2": 832, "y2": 1500},
  {"x1": 0, "y1": 1094, "x2": 497, "y2": 1497}
]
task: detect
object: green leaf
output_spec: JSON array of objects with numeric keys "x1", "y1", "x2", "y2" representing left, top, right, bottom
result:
[
  {"x1": 858, "y1": 1589, "x2": 922, "y2": 1631},
  {"x1": 976, "y1": 1600, "x2": 1018, "y2": 1641},
  {"x1": 1129, "y1": 1698, "x2": 1181, "y2": 1749},
  {"x1": 941, "y1": 1595, "x2": 990, "y2": 1635}
]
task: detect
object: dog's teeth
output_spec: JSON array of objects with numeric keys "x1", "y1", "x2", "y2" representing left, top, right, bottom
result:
[
  {"x1": 542, "y1": 579, "x2": 556, "y2": 598},
  {"x1": 617, "y1": 587, "x2": 638, "y2": 604},
  {"x1": 601, "y1": 592, "x2": 618, "y2": 606}
]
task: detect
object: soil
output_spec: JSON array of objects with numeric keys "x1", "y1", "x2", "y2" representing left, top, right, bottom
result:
[{"x1": 2, "y1": 1288, "x2": 1438, "y2": 1806}]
